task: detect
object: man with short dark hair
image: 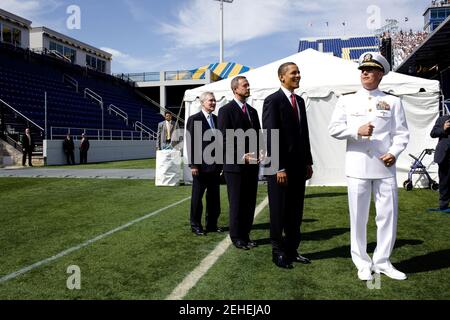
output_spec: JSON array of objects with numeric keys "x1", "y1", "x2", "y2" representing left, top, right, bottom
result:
[
  {"x1": 63, "y1": 134, "x2": 75, "y2": 165},
  {"x1": 218, "y1": 76, "x2": 261, "y2": 250},
  {"x1": 262, "y1": 62, "x2": 313, "y2": 269},
  {"x1": 430, "y1": 115, "x2": 450, "y2": 210},
  {"x1": 21, "y1": 128, "x2": 34, "y2": 167},
  {"x1": 157, "y1": 111, "x2": 179, "y2": 150},
  {"x1": 80, "y1": 133, "x2": 90, "y2": 164}
]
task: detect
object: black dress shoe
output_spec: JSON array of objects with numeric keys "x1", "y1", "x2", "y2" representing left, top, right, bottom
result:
[
  {"x1": 291, "y1": 254, "x2": 311, "y2": 264},
  {"x1": 233, "y1": 240, "x2": 250, "y2": 250},
  {"x1": 246, "y1": 240, "x2": 258, "y2": 248},
  {"x1": 272, "y1": 255, "x2": 293, "y2": 269},
  {"x1": 206, "y1": 227, "x2": 224, "y2": 233},
  {"x1": 192, "y1": 228, "x2": 206, "y2": 236}
]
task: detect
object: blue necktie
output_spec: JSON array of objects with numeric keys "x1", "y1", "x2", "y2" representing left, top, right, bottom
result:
[{"x1": 208, "y1": 115, "x2": 215, "y2": 129}]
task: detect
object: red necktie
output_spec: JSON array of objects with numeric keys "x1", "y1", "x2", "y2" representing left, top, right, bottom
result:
[
  {"x1": 242, "y1": 103, "x2": 247, "y2": 115},
  {"x1": 290, "y1": 94, "x2": 299, "y2": 121}
]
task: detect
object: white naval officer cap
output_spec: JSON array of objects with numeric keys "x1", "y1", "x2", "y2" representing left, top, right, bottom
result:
[{"x1": 358, "y1": 52, "x2": 390, "y2": 75}]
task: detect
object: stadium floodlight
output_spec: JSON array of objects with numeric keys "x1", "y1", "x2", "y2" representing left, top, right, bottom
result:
[{"x1": 213, "y1": 0, "x2": 234, "y2": 63}]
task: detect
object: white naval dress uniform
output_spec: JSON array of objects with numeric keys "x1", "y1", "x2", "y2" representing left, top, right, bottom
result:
[{"x1": 328, "y1": 87, "x2": 409, "y2": 271}]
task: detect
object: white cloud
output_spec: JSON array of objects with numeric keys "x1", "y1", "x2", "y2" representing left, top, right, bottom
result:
[
  {"x1": 101, "y1": 47, "x2": 169, "y2": 73},
  {"x1": 0, "y1": 0, "x2": 62, "y2": 22},
  {"x1": 160, "y1": 0, "x2": 426, "y2": 49},
  {"x1": 160, "y1": 0, "x2": 291, "y2": 48},
  {"x1": 123, "y1": 0, "x2": 148, "y2": 23}
]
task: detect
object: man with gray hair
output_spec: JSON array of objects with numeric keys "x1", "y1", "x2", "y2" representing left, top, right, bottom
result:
[
  {"x1": 218, "y1": 76, "x2": 261, "y2": 250},
  {"x1": 186, "y1": 92, "x2": 223, "y2": 236}
]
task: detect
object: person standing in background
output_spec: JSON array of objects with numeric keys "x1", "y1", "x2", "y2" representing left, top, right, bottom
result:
[{"x1": 80, "y1": 133, "x2": 90, "y2": 164}]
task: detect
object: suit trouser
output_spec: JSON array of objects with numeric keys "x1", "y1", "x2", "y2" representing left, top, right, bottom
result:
[
  {"x1": 80, "y1": 151, "x2": 88, "y2": 164},
  {"x1": 65, "y1": 151, "x2": 75, "y2": 165},
  {"x1": 22, "y1": 149, "x2": 32, "y2": 166},
  {"x1": 347, "y1": 176, "x2": 398, "y2": 271},
  {"x1": 190, "y1": 171, "x2": 221, "y2": 230},
  {"x1": 267, "y1": 173, "x2": 305, "y2": 257},
  {"x1": 438, "y1": 157, "x2": 450, "y2": 208},
  {"x1": 224, "y1": 168, "x2": 258, "y2": 243}
]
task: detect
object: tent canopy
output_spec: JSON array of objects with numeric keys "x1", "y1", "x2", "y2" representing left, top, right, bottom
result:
[{"x1": 184, "y1": 49, "x2": 440, "y2": 102}]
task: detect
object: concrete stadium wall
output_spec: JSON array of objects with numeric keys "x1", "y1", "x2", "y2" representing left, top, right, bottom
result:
[{"x1": 44, "y1": 140, "x2": 156, "y2": 165}]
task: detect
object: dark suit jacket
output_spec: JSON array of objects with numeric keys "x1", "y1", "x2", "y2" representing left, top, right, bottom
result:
[
  {"x1": 431, "y1": 115, "x2": 450, "y2": 164},
  {"x1": 186, "y1": 111, "x2": 222, "y2": 173},
  {"x1": 63, "y1": 138, "x2": 75, "y2": 153},
  {"x1": 262, "y1": 89, "x2": 313, "y2": 174},
  {"x1": 218, "y1": 100, "x2": 261, "y2": 173},
  {"x1": 80, "y1": 138, "x2": 90, "y2": 152},
  {"x1": 20, "y1": 134, "x2": 35, "y2": 152}
]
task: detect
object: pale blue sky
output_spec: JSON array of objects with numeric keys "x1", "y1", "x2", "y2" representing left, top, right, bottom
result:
[{"x1": 1, "y1": 0, "x2": 431, "y2": 73}]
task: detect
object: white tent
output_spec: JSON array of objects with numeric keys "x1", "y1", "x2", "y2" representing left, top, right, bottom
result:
[{"x1": 183, "y1": 49, "x2": 441, "y2": 187}]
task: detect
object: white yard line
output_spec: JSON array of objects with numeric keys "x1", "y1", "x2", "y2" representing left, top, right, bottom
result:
[
  {"x1": 0, "y1": 197, "x2": 191, "y2": 284},
  {"x1": 166, "y1": 196, "x2": 269, "y2": 300}
]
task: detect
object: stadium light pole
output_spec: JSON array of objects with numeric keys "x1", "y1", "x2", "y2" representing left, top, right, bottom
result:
[{"x1": 214, "y1": 0, "x2": 234, "y2": 63}]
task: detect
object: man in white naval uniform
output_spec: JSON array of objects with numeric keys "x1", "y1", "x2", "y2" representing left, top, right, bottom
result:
[{"x1": 329, "y1": 52, "x2": 409, "y2": 281}]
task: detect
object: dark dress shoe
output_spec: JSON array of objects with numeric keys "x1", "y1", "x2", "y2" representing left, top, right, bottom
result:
[
  {"x1": 291, "y1": 254, "x2": 311, "y2": 264},
  {"x1": 246, "y1": 240, "x2": 258, "y2": 248},
  {"x1": 233, "y1": 240, "x2": 250, "y2": 250},
  {"x1": 206, "y1": 227, "x2": 224, "y2": 233},
  {"x1": 272, "y1": 255, "x2": 293, "y2": 269},
  {"x1": 192, "y1": 228, "x2": 206, "y2": 236}
]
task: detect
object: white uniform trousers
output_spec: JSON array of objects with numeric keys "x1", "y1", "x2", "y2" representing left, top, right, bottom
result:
[{"x1": 347, "y1": 176, "x2": 398, "y2": 271}]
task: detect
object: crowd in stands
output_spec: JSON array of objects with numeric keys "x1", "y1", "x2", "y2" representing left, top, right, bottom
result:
[{"x1": 380, "y1": 30, "x2": 429, "y2": 68}]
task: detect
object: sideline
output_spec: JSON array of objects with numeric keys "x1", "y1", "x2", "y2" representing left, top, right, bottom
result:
[
  {"x1": 166, "y1": 196, "x2": 269, "y2": 300},
  {"x1": 0, "y1": 196, "x2": 191, "y2": 284}
]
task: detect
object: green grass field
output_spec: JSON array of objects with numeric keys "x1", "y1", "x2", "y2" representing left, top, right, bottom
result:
[
  {"x1": 0, "y1": 177, "x2": 449, "y2": 300},
  {"x1": 47, "y1": 158, "x2": 156, "y2": 169}
]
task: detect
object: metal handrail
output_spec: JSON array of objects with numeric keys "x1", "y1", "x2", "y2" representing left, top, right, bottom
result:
[
  {"x1": 134, "y1": 90, "x2": 184, "y2": 124},
  {"x1": 84, "y1": 88, "x2": 103, "y2": 105},
  {"x1": 63, "y1": 74, "x2": 79, "y2": 93},
  {"x1": 134, "y1": 121, "x2": 157, "y2": 140},
  {"x1": 49, "y1": 50, "x2": 71, "y2": 63},
  {"x1": 0, "y1": 99, "x2": 44, "y2": 131},
  {"x1": 108, "y1": 104, "x2": 128, "y2": 125},
  {"x1": 50, "y1": 126, "x2": 153, "y2": 141}
]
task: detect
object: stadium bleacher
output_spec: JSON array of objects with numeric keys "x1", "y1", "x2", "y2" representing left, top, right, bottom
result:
[
  {"x1": 0, "y1": 44, "x2": 163, "y2": 149},
  {"x1": 298, "y1": 36, "x2": 380, "y2": 61}
]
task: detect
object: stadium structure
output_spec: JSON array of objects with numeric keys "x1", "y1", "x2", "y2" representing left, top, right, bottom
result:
[
  {"x1": 298, "y1": 36, "x2": 380, "y2": 62},
  {"x1": 395, "y1": 1, "x2": 450, "y2": 113},
  {"x1": 0, "y1": 8, "x2": 250, "y2": 167},
  {"x1": 119, "y1": 62, "x2": 251, "y2": 117}
]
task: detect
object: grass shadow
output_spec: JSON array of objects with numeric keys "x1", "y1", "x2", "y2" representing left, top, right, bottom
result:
[
  {"x1": 395, "y1": 249, "x2": 450, "y2": 274},
  {"x1": 307, "y1": 239, "x2": 423, "y2": 260},
  {"x1": 302, "y1": 227, "x2": 349, "y2": 241}
]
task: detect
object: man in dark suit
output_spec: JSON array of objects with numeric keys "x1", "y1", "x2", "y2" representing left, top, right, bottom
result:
[
  {"x1": 21, "y1": 128, "x2": 34, "y2": 167},
  {"x1": 218, "y1": 76, "x2": 261, "y2": 250},
  {"x1": 431, "y1": 115, "x2": 450, "y2": 210},
  {"x1": 80, "y1": 133, "x2": 90, "y2": 164},
  {"x1": 186, "y1": 92, "x2": 223, "y2": 236},
  {"x1": 262, "y1": 62, "x2": 313, "y2": 269},
  {"x1": 63, "y1": 134, "x2": 75, "y2": 165}
]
